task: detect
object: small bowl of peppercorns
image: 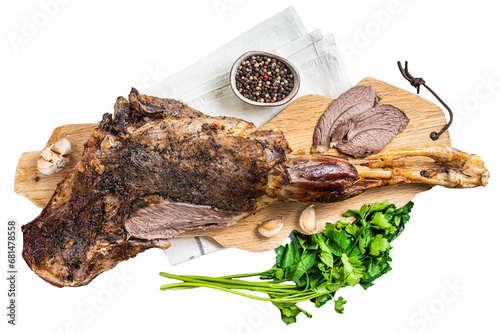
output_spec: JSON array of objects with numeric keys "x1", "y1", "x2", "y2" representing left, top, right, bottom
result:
[{"x1": 230, "y1": 51, "x2": 300, "y2": 107}]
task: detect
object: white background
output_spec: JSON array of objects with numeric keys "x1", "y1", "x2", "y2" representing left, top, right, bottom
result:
[{"x1": 1, "y1": 1, "x2": 499, "y2": 332}]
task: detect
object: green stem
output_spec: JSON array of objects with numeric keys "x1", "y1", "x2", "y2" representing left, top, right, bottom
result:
[
  {"x1": 160, "y1": 279, "x2": 302, "y2": 297},
  {"x1": 160, "y1": 272, "x2": 299, "y2": 290},
  {"x1": 220, "y1": 271, "x2": 269, "y2": 279},
  {"x1": 184, "y1": 276, "x2": 297, "y2": 289},
  {"x1": 160, "y1": 275, "x2": 328, "y2": 304},
  {"x1": 160, "y1": 282, "x2": 309, "y2": 304}
]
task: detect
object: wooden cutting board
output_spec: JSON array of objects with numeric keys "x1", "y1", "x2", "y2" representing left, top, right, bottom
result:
[{"x1": 14, "y1": 78, "x2": 451, "y2": 251}]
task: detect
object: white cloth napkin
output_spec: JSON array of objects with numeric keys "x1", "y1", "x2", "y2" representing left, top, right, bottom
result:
[{"x1": 145, "y1": 7, "x2": 352, "y2": 265}]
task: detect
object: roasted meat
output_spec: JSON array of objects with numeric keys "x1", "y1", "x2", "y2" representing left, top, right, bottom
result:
[{"x1": 22, "y1": 89, "x2": 488, "y2": 287}]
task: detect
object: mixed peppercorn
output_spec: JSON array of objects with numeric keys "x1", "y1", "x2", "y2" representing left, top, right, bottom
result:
[{"x1": 235, "y1": 55, "x2": 295, "y2": 103}]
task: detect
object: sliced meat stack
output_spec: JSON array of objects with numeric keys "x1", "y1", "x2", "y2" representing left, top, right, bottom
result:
[{"x1": 312, "y1": 86, "x2": 409, "y2": 157}]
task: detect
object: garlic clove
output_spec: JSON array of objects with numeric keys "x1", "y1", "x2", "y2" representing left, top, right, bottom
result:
[
  {"x1": 55, "y1": 156, "x2": 69, "y2": 172},
  {"x1": 40, "y1": 147, "x2": 56, "y2": 162},
  {"x1": 51, "y1": 153, "x2": 66, "y2": 164},
  {"x1": 51, "y1": 138, "x2": 72, "y2": 155},
  {"x1": 37, "y1": 158, "x2": 57, "y2": 175},
  {"x1": 299, "y1": 205, "x2": 316, "y2": 234},
  {"x1": 258, "y1": 218, "x2": 284, "y2": 238}
]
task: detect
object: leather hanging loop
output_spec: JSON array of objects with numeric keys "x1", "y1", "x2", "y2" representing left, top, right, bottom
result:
[{"x1": 397, "y1": 61, "x2": 453, "y2": 140}]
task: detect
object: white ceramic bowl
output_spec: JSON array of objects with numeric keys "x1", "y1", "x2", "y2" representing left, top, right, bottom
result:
[{"x1": 230, "y1": 51, "x2": 300, "y2": 107}]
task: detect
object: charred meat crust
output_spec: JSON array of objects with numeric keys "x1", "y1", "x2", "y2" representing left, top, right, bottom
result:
[{"x1": 22, "y1": 88, "x2": 293, "y2": 287}]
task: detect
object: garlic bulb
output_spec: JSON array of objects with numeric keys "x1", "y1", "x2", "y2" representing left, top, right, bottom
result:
[{"x1": 37, "y1": 138, "x2": 72, "y2": 175}]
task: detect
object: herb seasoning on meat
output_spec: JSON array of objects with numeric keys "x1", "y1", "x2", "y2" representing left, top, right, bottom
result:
[{"x1": 235, "y1": 55, "x2": 294, "y2": 103}]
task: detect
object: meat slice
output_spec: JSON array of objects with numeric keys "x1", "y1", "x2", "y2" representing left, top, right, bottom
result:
[
  {"x1": 125, "y1": 199, "x2": 243, "y2": 239},
  {"x1": 331, "y1": 105, "x2": 410, "y2": 157},
  {"x1": 312, "y1": 86, "x2": 380, "y2": 153}
]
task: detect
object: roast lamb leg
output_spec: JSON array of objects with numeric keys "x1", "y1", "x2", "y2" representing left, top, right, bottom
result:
[{"x1": 22, "y1": 89, "x2": 488, "y2": 287}]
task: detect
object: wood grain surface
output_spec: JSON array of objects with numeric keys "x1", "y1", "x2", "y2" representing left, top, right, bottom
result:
[{"x1": 14, "y1": 78, "x2": 451, "y2": 252}]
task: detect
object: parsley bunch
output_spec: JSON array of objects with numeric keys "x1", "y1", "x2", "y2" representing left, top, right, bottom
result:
[{"x1": 160, "y1": 201, "x2": 413, "y2": 324}]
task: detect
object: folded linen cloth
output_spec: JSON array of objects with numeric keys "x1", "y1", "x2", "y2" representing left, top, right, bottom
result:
[{"x1": 145, "y1": 7, "x2": 352, "y2": 265}]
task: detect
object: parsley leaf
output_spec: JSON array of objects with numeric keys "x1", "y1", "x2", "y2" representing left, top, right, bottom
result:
[
  {"x1": 334, "y1": 296, "x2": 347, "y2": 314},
  {"x1": 370, "y1": 234, "x2": 390, "y2": 256}
]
